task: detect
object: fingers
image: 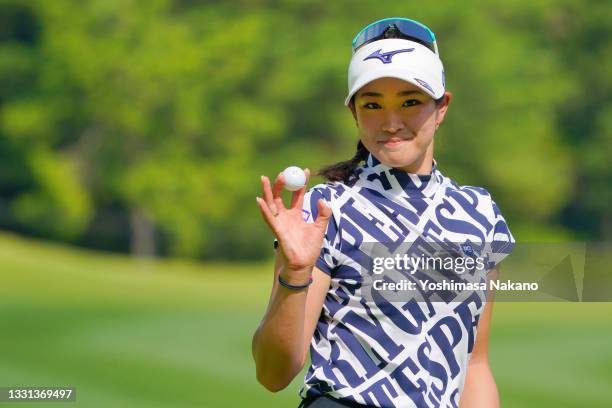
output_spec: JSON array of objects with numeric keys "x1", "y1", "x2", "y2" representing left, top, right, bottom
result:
[
  {"x1": 314, "y1": 198, "x2": 332, "y2": 230},
  {"x1": 261, "y1": 176, "x2": 278, "y2": 215},
  {"x1": 262, "y1": 173, "x2": 287, "y2": 215},
  {"x1": 271, "y1": 172, "x2": 284, "y2": 197},
  {"x1": 261, "y1": 168, "x2": 310, "y2": 218},
  {"x1": 290, "y1": 168, "x2": 310, "y2": 208},
  {"x1": 255, "y1": 197, "x2": 277, "y2": 232},
  {"x1": 272, "y1": 173, "x2": 287, "y2": 212}
]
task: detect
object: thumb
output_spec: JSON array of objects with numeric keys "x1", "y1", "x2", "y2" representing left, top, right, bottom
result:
[{"x1": 314, "y1": 199, "x2": 332, "y2": 229}]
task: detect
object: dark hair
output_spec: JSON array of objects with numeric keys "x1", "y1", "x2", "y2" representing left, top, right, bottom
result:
[
  {"x1": 316, "y1": 140, "x2": 370, "y2": 183},
  {"x1": 317, "y1": 95, "x2": 446, "y2": 183}
]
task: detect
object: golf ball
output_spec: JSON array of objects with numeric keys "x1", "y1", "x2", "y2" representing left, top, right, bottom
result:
[{"x1": 282, "y1": 166, "x2": 306, "y2": 191}]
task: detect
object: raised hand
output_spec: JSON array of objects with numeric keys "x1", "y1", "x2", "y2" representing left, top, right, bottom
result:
[{"x1": 256, "y1": 169, "x2": 332, "y2": 279}]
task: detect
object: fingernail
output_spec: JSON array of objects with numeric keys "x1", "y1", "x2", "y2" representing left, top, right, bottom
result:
[
  {"x1": 255, "y1": 197, "x2": 260, "y2": 203},
  {"x1": 260, "y1": 175, "x2": 264, "y2": 181}
]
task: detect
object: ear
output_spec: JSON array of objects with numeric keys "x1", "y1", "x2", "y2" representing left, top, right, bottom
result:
[
  {"x1": 435, "y1": 91, "x2": 453, "y2": 126},
  {"x1": 347, "y1": 100, "x2": 358, "y2": 127}
]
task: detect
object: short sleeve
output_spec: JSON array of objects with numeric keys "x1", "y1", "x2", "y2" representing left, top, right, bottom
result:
[
  {"x1": 484, "y1": 199, "x2": 515, "y2": 270},
  {"x1": 302, "y1": 185, "x2": 339, "y2": 276}
]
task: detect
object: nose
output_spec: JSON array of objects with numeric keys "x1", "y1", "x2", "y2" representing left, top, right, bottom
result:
[{"x1": 381, "y1": 110, "x2": 405, "y2": 134}]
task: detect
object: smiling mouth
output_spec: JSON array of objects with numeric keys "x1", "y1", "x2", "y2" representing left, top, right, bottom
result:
[{"x1": 380, "y1": 136, "x2": 414, "y2": 146}]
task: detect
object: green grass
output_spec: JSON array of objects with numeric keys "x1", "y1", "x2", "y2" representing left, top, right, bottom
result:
[{"x1": 1, "y1": 231, "x2": 611, "y2": 407}]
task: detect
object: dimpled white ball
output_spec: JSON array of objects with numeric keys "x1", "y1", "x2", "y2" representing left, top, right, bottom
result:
[{"x1": 282, "y1": 166, "x2": 306, "y2": 191}]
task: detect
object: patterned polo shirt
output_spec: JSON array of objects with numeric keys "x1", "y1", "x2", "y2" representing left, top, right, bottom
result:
[{"x1": 299, "y1": 153, "x2": 514, "y2": 408}]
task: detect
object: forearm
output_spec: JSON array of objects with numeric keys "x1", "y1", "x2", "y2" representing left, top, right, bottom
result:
[
  {"x1": 459, "y1": 360, "x2": 499, "y2": 408},
  {"x1": 252, "y1": 172, "x2": 332, "y2": 391},
  {"x1": 252, "y1": 264, "x2": 312, "y2": 391}
]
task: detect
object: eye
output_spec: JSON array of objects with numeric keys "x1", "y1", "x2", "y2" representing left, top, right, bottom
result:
[
  {"x1": 362, "y1": 102, "x2": 381, "y2": 109},
  {"x1": 402, "y1": 99, "x2": 421, "y2": 107}
]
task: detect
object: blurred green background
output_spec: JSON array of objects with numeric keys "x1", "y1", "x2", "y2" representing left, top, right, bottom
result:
[{"x1": 1, "y1": 0, "x2": 611, "y2": 407}]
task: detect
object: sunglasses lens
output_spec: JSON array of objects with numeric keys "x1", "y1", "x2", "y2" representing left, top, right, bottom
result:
[{"x1": 352, "y1": 18, "x2": 436, "y2": 53}]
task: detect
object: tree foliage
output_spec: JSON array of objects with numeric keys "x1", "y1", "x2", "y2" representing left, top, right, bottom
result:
[{"x1": 0, "y1": 0, "x2": 609, "y2": 259}]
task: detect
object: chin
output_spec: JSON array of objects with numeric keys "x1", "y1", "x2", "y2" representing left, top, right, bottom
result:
[{"x1": 377, "y1": 150, "x2": 421, "y2": 169}]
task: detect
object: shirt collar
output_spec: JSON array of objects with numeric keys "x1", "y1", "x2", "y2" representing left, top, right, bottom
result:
[{"x1": 356, "y1": 153, "x2": 444, "y2": 199}]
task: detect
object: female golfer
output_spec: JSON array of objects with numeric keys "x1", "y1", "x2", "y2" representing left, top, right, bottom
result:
[{"x1": 253, "y1": 17, "x2": 514, "y2": 408}]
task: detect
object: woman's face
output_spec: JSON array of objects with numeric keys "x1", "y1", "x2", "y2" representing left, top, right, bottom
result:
[{"x1": 350, "y1": 77, "x2": 451, "y2": 173}]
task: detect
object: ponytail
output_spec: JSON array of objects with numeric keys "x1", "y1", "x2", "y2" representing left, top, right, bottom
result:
[{"x1": 317, "y1": 140, "x2": 369, "y2": 183}]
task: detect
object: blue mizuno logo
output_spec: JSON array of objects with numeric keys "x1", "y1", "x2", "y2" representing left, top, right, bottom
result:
[{"x1": 364, "y1": 48, "x2": 414, "y2": 64}]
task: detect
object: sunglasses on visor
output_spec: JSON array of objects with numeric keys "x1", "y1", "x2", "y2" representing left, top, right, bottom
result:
[{"x1": 351, "y1": 17, "x2": 438, "y2": 55}]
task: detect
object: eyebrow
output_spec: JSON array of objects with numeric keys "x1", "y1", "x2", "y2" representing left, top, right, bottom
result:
[{"x1": 358, "y1": 90, "x2": 424, "y2": 98}]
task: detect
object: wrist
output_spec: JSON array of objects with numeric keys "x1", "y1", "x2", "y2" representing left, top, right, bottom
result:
[
  {"x1": 278, "y1": 274, "x2": 313, "y2": 291},
  {"x1": 279, "y1": 265, "x2": 313, "y2": 286}
]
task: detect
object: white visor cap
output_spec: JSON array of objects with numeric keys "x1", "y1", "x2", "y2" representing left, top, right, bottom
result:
[{"x1": 345, "y1": 38, "x2": 445, "y2": 106}]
